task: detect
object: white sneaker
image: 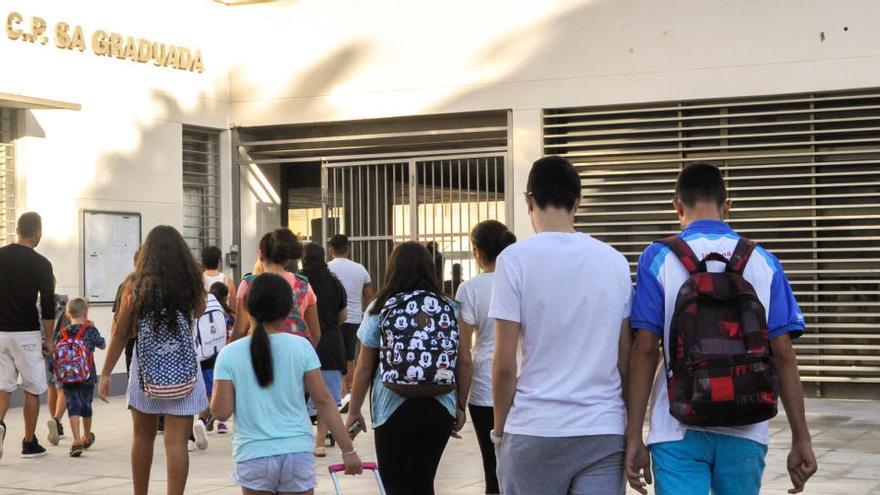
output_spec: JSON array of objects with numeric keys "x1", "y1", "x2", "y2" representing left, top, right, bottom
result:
[
  {"x1": 193, "y1": 420, "x2": 208, "y2": 450},
  {"x1": 47, "y1": 419, "x2": 60, "y2": 446},
  {"x1": 187, "y1": 439, "x2": 196, "y2": 452}
]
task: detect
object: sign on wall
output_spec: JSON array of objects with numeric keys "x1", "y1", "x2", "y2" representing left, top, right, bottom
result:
[
  {"x1": 4, "y1": 12, "x2": 205, "y2": 73},
  {"x1": 83, "y1": 211, "x2": 141, "y2": 304}
]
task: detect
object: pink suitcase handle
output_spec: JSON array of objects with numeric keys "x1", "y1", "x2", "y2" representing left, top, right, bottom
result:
[{"x1": 329, "y1": 461, "x2": 378, "y2": 473}]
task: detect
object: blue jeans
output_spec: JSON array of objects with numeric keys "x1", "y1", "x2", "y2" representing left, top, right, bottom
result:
[{"x1": 650, "y1": 430, "x2": 767, "y2": 495}]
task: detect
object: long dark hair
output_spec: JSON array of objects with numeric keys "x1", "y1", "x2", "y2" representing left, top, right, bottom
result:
[
  {"x1": 259, "y1": 228, "x2": 303, "y2": 265},
  {"x1": 246, "y1": 273, "x2": 294, "y2": 388},
  {"x1": 471, "y1": 220, "x2": 516, "y2": 264},
  {"x1": 209, "y1": 282, "x2": 232, "y2": 314},
  {"x1": 301, "y1": 243, "x2": 333, "y2": 288},
  {"x1": 131, "y1": 226, "x2": 203, "y2": 325},
  {"x1": 369, "y1": 242, "x2": 443, "y2": 315}
]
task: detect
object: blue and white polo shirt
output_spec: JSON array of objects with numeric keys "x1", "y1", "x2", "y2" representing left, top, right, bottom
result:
[{"x1": 631, "y1": 219, "x2": 805, "y2": 446}]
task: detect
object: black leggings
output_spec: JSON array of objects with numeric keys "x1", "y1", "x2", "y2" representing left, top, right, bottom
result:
[
  {"x1": 468, "y1": 404, "x2": 500, "y2": 494},
  {"x1": 374, "y1": 398, "x2": 454, "y2": 495}
]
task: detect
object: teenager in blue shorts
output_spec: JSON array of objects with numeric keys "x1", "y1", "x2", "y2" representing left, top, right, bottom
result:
[{"x1": 626, "y1": 163, "x2": 818, "y2": 495}]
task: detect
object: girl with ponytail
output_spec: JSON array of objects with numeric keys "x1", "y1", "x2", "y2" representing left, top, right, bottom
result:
[
  {"x1": 211, "y1": 273, "x2": 362, "y2": 494},
  {"x1": 232, "y1": 229, "x2": 321, "y2": 346},
  {"x1": 456, "y1": 220, "x2": 516, "y2": 495}
]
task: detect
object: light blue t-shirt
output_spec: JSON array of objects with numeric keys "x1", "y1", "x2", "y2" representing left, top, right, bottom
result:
[
  {"x1": 357, "y1": 301, "x2": 458, "y2": 428},
  {"x1": 214, "y1": 333, "x2": 321, "y2": 462}
]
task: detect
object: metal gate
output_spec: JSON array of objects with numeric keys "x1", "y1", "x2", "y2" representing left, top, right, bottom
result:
[{"x1": 321, "y1": 154, "x2": 506, "y2": 293}]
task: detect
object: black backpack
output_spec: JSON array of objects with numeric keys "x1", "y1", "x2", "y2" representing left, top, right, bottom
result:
[
  {"x1": 378, "y1": 290, "x2": 459, "y2": 398},
  {"x1": 660, "y1": 236, "x2": 779, "y2": 427}
]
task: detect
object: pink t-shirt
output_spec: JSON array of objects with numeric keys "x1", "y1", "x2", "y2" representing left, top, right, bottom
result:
[{"x1": 237, "y1": 271, "x2": 317, "y2": 320}]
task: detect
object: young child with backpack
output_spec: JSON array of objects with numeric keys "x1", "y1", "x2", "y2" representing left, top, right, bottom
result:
[
  {"x1": 192, "y1": 288, "x2": 229, "y2": 451},
  {"x1": 208, "y1": 281, "x2": 234, "y2": 434},
  {"x1": 346, "y1": 242, "x2": 473, "y2": 495},
  {"x1": 54, "y1": 297, "x2": 105, "y2": 457},
  {"x1": 211, "y1": 273, "x2": 362, "y2": 494}
]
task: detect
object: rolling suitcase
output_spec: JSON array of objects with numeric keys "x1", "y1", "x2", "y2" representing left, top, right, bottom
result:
[{"x1": 329, "y1": 462, "x2": 386, "y2": 495}]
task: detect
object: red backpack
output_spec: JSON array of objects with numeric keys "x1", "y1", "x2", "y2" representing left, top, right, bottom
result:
[
  {"x1": 54, "y1": 323, "x2": 93, "y2": 385},
  {"x1": 660, "y1": 236, "x2": 779, "y2": 427}
]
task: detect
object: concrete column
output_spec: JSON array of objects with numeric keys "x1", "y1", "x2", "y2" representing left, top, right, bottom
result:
[{"x1": 509, "y1": 109, "x2": 542, "y2": 240}]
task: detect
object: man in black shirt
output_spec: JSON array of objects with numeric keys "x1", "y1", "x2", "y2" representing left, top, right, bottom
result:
[{"x1": 0, "y1": 212, "x2": 55, "y2": 459}]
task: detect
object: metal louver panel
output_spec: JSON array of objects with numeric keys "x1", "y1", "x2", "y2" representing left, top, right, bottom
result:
[
  {"x1": 0, "y1": 108, "x2": 15, "y2": 246},
  {"x1": 544, "y1": 88, "x2": 880, "y2": 393},
  {"x1": 183, "y1": 127, "x2": 221, "y2": 258}
]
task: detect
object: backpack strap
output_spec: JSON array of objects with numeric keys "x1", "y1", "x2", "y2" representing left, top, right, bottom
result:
[
  {"x1": 74, "y1": 322, "x2": 89, "y2": 341},
  {"x1": 658, "y1": 236, "x2": 703, "y2": 275},
  {"x1": 727, "y1": 237, "x2": 757, "y2": 275}
]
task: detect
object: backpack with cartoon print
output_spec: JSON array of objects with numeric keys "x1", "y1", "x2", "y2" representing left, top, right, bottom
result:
[{"x1": 378, "y1": 290, "x2": 459, "y2": 398}]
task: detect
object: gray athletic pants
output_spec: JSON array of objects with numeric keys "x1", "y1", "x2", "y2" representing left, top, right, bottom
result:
[{"x1": 496, "y1": 433, "x2": 625, "y2": 495}]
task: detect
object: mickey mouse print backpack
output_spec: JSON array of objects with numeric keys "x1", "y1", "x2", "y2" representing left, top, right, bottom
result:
[{"x1": 378, "y1": 290, "x2": 459, "y2": 398}]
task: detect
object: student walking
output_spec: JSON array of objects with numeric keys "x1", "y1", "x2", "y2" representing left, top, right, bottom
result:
[
  {"x1": 0, "y1": 212, "x2": 56, "y2": 459},
  {"x1": 46, "y1": 294, "x2": 71, "y2": 446},
  {"x1": 208, "y1": 282, "x2": 234, "y2": 435},
  {"x1": 327, "y1": 234, "x2": 374, "y2": 397},
  {"x1": 455, "y1": 220, "x2": 516, "y2": 495},
  {"x1": 346, "y1": 241, "x2": 473, "y2": 495},
  {"x1": 625, "y1": 163, "x2": 817, "y2": 495},
  {"x1": 202, "y1": 246, "x2": 236, "y2": 304},
  {"x1": 233, "y1": 229, "x2": 320, "y2": 346},
  {"x1": 54, "y1": 297, "x2": 105, "y2": 457},
  {"x1": 98, "y1": 225, "x2": 208, "y2": 495},
  {"x1": 301, "y1": 243, "x2": 348, "y2": 458},
  {"x1": 490, "y1": 156, "x2": 633, "y2": 494},
  {"x1": 211, "y1": 273, "x2": 362, "y2": 494}
]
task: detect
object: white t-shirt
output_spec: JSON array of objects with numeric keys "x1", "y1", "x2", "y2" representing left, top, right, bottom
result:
[
  {"x1": 328, "y1": 257, "x2": 372, "y2": 324},
  {"x1": 456, "y1": 272, "x2": 496, "y2": 407},
  {"x1": 203, "y1": 272, "x2": 226, "y2": 292},
  {"x1": 488, "y1": 232, "x2": 632, "y2": 437}
]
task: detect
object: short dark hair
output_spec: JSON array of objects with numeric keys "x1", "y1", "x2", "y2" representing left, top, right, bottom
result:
[
  {"x1": 201, "y1": 245, "x2": 223, "y2": 270},
  {"x1": 526, "y1": 156, "x2": 581, "y2": 211},
  {"x1": 328, "y1": 234, "x2": 350, "y2": 255},
  {"x1": 17, "y1": 212, "x2": 42, "y2": 237},
  {"x1": 675, "y1": 163, "x2": 727, "y2": 208},
  {"x1": 471, "y1": 220, "x2": 516, "y2": 264}
]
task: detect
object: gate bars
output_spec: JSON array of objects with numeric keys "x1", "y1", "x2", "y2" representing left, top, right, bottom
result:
[{"x1": 321, "y1": 154, "x2": 506, "y2": 292}]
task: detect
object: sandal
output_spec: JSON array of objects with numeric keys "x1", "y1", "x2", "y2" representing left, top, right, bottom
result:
[{"x1": 84, "y1": 432, "x2": 95, "y2": 450}]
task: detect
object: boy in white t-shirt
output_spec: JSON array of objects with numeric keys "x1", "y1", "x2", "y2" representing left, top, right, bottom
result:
[
  {"x1": 489, "y1": 156, "x2": 633, "y2": 494},
  {"x1": 625, "y1": 163, "x2": 817, "y2": 495}
]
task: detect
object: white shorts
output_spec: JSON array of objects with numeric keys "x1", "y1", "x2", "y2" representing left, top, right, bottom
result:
[{"x1": 0, "y1": 331, "x2": 49, "y2": 395}]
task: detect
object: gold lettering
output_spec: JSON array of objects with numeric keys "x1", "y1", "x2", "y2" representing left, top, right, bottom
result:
[
  {"x1": 54, "y1": 22, "x2": 70, "y2": 49},
  {"x1": 177, "y1": 47, "x2": 192, "y2": 71},
  {"x1": 31, "y1": 16, "x2": 47, "y2": 44},
  {"x1": 191, "y1": 50, "x2": 204, "y2": 73},
  {"x1": 6, "y1": 12, "x2": 23, "y2": 40},
  {"x1": 166, "y1": 46, "x2": 180, "y2": 68},
  {"x1": 152, "y1": 43, "x2": 168, "y2": 66},
  {"x1": 109, "y1": 33, "x2": 124, "y2": 59},
  {"x1": 70, "y1": 25, "x2": 85, "y2": 52},
  {"x1": 136, "y1": 39, "x2": 151, "y2": 63},
  {"x1": 123, "y1": 36, "x2": 137, "y2": 61},
  {"x1": 92, "y1": 30, "x2": 109, "y2": 56}
]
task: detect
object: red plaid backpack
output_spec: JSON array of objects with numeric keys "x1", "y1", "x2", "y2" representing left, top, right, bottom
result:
[{"x1": 660, "y1": 236, "x2": 779, "y2": 427}]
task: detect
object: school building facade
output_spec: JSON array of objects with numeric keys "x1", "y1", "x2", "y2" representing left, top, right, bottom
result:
[{"x1": 1, "y1": 0, "x2": 878, "y2": 397}]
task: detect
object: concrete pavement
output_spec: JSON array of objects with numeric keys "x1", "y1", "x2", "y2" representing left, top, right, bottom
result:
[{"x1": 0, "y1": 398, "x2": 878, "y2": 494}]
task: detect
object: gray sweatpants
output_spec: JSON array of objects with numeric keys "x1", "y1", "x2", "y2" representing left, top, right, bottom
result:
[{"x1": 496, "y1": 433, "x2": 625, "y2": 495}]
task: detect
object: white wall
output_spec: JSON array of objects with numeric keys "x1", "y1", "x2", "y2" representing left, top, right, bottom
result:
[
  {"x1": 1, "y1": 0, "x2": 232, "y2": 374},
  {"x1": 226, "y1": 0, "x2": 880, "y2": 239}
]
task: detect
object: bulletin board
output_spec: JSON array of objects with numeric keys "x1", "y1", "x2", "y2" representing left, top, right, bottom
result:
[{"x1": 82, "y1": 210, "x2": 142, "y2": 304}]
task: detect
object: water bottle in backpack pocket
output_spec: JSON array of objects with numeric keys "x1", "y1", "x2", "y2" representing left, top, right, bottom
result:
[
  {"x1": 660, "y1": 236, "x2": 779, "y2": 427},
  {"x1": 136, "y1": 311, "x2": 199, "y2": 400},
  {"x1": 378, "y1": 290, "x2": 459, "y2": 398}
]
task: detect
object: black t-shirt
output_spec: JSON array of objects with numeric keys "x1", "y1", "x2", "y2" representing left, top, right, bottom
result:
[
  {"x1": 0, "y1": 244, "x2": 55, "y2": 332},
  {"x1": 307, "y1": 270, "x2": 348, "y2": 372}
]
